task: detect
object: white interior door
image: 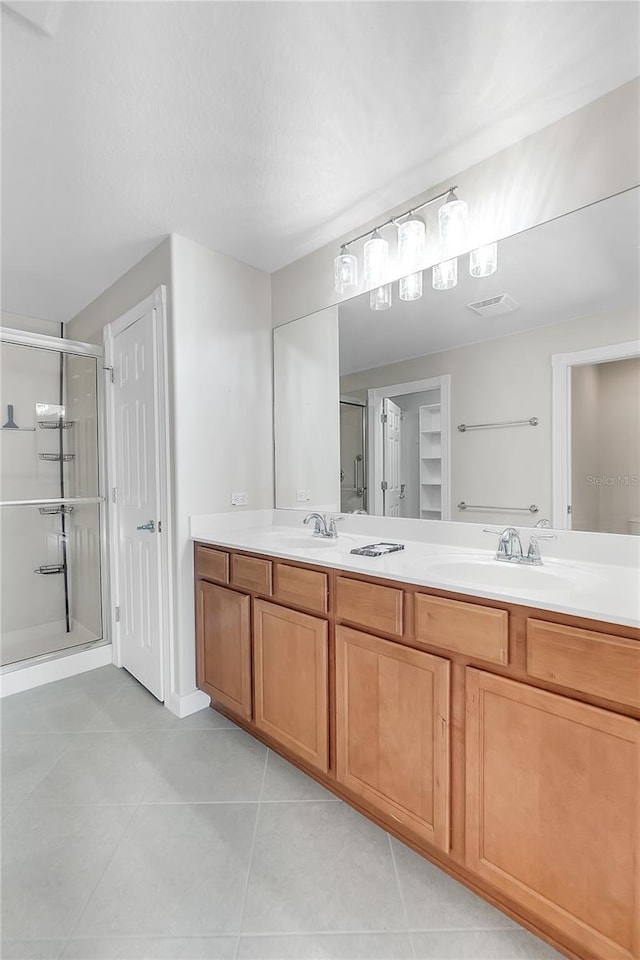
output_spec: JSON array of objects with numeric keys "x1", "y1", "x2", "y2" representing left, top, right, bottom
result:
[
  {"x1": 107, "y1": 299, "x2": 164, "y2": 699},
  {"x1": 383, "y1": 398, "x2": 402, "y2": 517}
]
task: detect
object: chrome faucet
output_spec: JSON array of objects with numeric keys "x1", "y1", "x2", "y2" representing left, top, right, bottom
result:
[
  {"x1": 484, "y1": 526, "x2": 557, "y2": 565},
  {"x1": 303, "y1": 512, "x2": 343, "y2": 539}
]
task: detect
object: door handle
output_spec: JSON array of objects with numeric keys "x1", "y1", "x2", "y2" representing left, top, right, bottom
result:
[{"x1": 136, "y1": 520, "x2": 156, "y2": 532}]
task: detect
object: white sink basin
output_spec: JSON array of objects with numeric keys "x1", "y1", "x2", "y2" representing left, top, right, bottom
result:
[{"x1": 416, "y1": 556, "x2": 597, "y2": 593}]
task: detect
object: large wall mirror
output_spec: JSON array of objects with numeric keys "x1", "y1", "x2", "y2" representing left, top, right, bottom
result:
[{"x1": 273, "y1": 187, "x2": 640, "y2": 534}]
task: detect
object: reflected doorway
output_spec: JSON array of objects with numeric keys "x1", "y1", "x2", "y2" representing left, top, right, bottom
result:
[{"x1": 339, "y1": 399, "x2": 367, "y2": 513}]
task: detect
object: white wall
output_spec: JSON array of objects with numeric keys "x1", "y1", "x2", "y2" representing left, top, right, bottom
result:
[
  {"x1": 271, "y1": 78, "x2": 640, "y2": 328},
  {"x1": 341, "y1": 306, "x2": 639, "y2": 528},
  {"x1": 274, "y1": 308, "x2": 340, "y2": 512},
  {"x1": 170, "y1": 234, "x2": 272, "y2": 699}
]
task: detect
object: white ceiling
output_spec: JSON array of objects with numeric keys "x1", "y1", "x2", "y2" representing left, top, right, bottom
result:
[
  {"x1": 338, "y1": 188, "x2": 640, "y2": 375},
  {"x1": 2, "y1": 1, "x2": 639, "y2": 323}
]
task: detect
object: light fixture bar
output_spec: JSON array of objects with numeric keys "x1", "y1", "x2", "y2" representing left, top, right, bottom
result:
[{"x1": 340, "y1": 185, "x2": 458, "y2": 251}]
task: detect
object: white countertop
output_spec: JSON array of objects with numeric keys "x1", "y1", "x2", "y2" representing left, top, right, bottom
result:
[{"x1": 190, "y1": 510, "x2": 640, "y2": 629}]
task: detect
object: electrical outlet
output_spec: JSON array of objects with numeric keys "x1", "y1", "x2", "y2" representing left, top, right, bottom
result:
[
  {"x1": 296, "y1": 490, "x2": 311, "y2": 502},
  {"x1": 231, "y1": 492, "x2": 248, "y2": 507}
]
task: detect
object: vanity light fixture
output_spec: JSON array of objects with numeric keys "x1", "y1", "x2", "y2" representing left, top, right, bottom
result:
[
  {"x1": 334, "y1": 245, "x2": 359, "y2": 294},
  {"x1": 363, "y1": 229, "x2": 389, "y2": 288},
  {"x1": 370, "y1": 283, "x2": 393, "y2": 310},
  {"x1": 438, "y1": 188, "x2": 469, "y2": 257},
  {"x1": 432, "y1": 258, "x2": 458, "y2": 291},
  {"x1": 470, "y1": 242, "x2": 498, "y2": 277},
  {"x1": 332, "y1": 184, "x2": 492, "y2": 309},
  {"x1": 398, "y1": 213, "x2": 425, "y2": 301}
]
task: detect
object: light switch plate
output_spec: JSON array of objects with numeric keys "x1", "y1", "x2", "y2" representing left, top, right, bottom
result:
[
  {"x1": 231, "y1": 492, "x2": 248, "y2": 506},
  {"x1": 296, "y1": 490, "x2": 311, "y2": 502}
]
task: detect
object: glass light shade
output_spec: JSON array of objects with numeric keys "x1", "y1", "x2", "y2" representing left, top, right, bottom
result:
[
  {"x1": 370, "y1": 283, "x2": 392, "y2": 311},
  {"x1": 438, "y1": 193, "x2": 468, "y2": 257},
  {"x1": 334, "y1": 247, "x2": 358, "y2": 294},
  {"x1": 470, "y1": 242, "x2": 498, "y2": 278},
  {"x1": 399, "y1": 271, "x2": 423, "y2": 301},
  {"x1": 363, "y1": 231, "x2": 389, "y2": 287},
  {"x1": 432, "y1": 258, "x2": 458, "y2": 291},
  {"x1": 397, "y1": 216, "x2": 426, "y2": 273}
]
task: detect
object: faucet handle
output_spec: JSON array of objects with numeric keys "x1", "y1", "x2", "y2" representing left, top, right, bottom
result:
[
  {"x1": 327, "y1": 515, "x2": 345, "y2": 537},
  {"x1": 527, "y1": 532, "x2": 558, "y2": 562}
]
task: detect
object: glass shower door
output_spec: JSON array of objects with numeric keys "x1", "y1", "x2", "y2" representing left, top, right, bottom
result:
[{"x1": 0, "y1": 331, "x2": 104, "y2": 667}]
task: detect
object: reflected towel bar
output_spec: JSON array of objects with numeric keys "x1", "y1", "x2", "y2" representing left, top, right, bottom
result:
[
  {"x1": 458, "y1": 502, "x2": 539, "y2": 514},
  {"x1": 458, "y1": 417, "x2": 539, "y2": 432}
]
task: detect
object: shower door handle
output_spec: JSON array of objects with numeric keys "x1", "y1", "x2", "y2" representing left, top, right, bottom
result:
[
  {"x1": 353, "y1": 454, "x2": 363, "y2": 497},
  {"x1": 136, "y1": 520, "x2": 156, "y2": 533}
]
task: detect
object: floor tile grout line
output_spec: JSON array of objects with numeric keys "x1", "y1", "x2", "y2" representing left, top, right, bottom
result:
[
  {"x1": 388, "y1": 833, "x2": 415, "y2": 959},
  {"x1": 234, "y1": 748, "x2": 270, "y2": 960},
  {"x1": 61, "y1": 800, "x2": 142, "y2": 950}
]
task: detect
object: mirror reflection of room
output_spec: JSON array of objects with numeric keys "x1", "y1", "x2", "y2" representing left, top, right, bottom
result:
[{"x1": 273, "y1": 187, "x2": 640, "y2": 533}]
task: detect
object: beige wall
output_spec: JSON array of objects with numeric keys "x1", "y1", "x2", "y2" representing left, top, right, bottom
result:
[
  {"x1": 341, "y1": 306, "x2": 639, "y2": 528},
  {"x1": 1, "y1": 311, "x2": 60, "y2": 337},
  {"x1": 272, "y1": 78, "x2": 640, "y2": 328},
  {"x1": 66, "y1": 238, "x2": 172, "y2": 344},
  {"x1": 65, "y1": 232, "x2": 273, "y2": 707},
  {"x1": 571, "y1": 364, "x2": 600, "y2": 531}
]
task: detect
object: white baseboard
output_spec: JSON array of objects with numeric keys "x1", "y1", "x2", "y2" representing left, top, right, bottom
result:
[
  {"x1": 164, "y1": 687, "x2": 211, "y2": 718},
  {"x1": 0, "y1": 643, "x2": 113, "y2": 698}
]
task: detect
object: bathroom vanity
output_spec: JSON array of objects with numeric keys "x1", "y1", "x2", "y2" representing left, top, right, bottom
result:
[{"x1": 192, "y1": 520, "x2": 640, "y2": 960}]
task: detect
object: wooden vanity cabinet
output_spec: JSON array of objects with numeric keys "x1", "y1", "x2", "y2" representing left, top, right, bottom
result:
[
  {"x1": 195, "y1": 579, "x2": 252, "y2": 719},
  {"x1": 194, "y1": 541, "x2": 640, "y2": 960},
  {"x1": 336, "y1": 625, "x2": 450, "y2": 851},
  {"x1": 253, "y1": 599, "x2": 329, "y2": 773},
  {"x1": 466, "y1": 669, "x2": 640, "y2": 960}
]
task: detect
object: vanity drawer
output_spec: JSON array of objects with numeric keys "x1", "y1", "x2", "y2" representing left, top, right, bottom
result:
[
  {"x1": 231, "y1": 554, "x2": 273, "y2": 596},
  {"x1": 195, "y1": 545, "x2": 229, "y2": 584},
  {"x1": 415, "y1": 594, "x2": 508, "y2": 665},
  {"x1": 527, "y1": 619, "x2": 640, "y2": 708},
  {"x1": 275, "y1": 563, "x2": 328, "y2": 615},
  {"x1": 336, "y1": 576, "x2": 404, "y2": 637}
]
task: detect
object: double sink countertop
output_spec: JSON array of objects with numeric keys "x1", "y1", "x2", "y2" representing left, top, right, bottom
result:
[{"x1": 190, "y1": 509, "x2": 640, "y2": 629}]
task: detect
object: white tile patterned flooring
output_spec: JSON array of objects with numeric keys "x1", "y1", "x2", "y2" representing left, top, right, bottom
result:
[{"x1": 1, "y1": 666, "x2": 566, "y2": 960}]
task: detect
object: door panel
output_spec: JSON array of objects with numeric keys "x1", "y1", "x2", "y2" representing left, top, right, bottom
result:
[
  {"x1": 383, "y1": 398, "x2": 402, "y2": 517},
  {"x1": 466, "y1": 669, "x2": 640, "y2": 960},
  {"x1": 110, "y1": 305, "x2": 163, "y2": 699},
  {"x1": 336, "y1": 626, "x2": 450, "y2": 851}
]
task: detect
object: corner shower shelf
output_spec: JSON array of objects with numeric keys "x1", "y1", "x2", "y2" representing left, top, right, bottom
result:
[
  {"x1": 33, "y1": 564, "x2": 66, "y2": 575},
  {"x1": 39, "y1": 453, "x2": 75, "y2": 462},
  {"x1": 38, "y1": 420, "x2": 74, "y2": 430}
]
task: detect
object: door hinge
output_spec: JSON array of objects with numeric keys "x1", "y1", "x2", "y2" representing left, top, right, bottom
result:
[
  {"x1": 567, "y1": 504, "x2": 572, "y2": 516},
  {"x1": 381, "y1": 480, "x2": 388, "y2": 491},
  {"x1": 112, "y1": 487, "x2": 118, "y2": 504},
  {"x1": 158, "y1": 520, "x2": 162, "y2": 533},
  {"x1": 103, "y1": 366, "x2": 115, "y2": 384},
  {"x1": 381, "y1": 413, "x2": 388, "y2": 424},
  {"x1": 115, "y1": 605, "x2": 120, "y2": 623}
]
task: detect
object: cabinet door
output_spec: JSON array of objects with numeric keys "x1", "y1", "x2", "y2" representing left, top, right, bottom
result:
[
  {"x1": 336, "y1": 626, "x2": 450, "y2": 852},
  {"x1": 466, "y1": 669, "x2": 640, "y2": 960},
  {"x1": 196, "y1": 580, "x2": 251, "y2": 719},
  {"x1": 253, "y1": 600, "x2": 329, "y2": 773}
]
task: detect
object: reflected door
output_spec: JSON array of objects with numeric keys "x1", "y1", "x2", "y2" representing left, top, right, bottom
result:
[{"x1": 383, "y1": 398, "x2": 402, "y2": 517}]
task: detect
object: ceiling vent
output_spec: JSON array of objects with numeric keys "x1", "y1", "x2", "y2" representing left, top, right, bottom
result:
[{"x1": 467, "y1": 294, "x2": 519, "y2": 317}]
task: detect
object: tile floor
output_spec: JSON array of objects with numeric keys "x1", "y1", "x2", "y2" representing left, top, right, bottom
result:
[{"x1": 1, "y1": 666, "x2": 566, "y2": 960}]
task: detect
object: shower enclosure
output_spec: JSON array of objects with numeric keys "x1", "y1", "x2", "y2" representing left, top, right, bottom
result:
[{"x1": 0, "y1": 327, "x2": 105, "y2": 668}]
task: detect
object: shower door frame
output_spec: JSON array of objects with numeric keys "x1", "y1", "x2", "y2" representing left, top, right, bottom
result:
[{"x1": 0, "y1": 326, "x2": 110, "y2": 668}]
